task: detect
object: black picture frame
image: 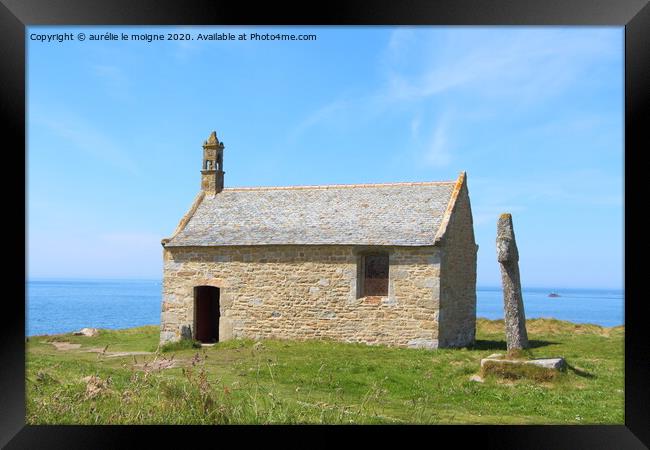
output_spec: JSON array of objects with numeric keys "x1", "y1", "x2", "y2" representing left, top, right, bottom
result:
[{"x1": 1, "y1": 0, "x2": 647, "y2": 447}]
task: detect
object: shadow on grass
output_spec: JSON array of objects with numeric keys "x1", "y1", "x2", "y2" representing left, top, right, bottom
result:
[
  {"x1": 470, "y1": 339, "x2": 558, "y2": 351},
  {"x1": 566, "y1": 363, "x2": 596, "y2": 379}
]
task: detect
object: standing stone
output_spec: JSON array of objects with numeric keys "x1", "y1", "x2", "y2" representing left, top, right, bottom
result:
[{"x1": 496, "y1": 214, "x2": 529, "y2": 350}]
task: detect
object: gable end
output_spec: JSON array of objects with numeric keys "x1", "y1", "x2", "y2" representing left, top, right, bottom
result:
[
  {"x1": 161, "y1": 191, "x2": 206, "y2": 246},
  {"x1": 433, "y1": 171, "x2": 467, "y2": 245}
]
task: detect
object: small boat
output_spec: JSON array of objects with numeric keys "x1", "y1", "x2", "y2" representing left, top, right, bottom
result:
[{"x1": 548, "y1": 292, "x2": 561, "y2": 298}]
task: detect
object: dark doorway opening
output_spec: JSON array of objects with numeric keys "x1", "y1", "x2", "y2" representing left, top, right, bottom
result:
[{"x1": 194, "y1": 286, "x2": 220, "y2": 343}]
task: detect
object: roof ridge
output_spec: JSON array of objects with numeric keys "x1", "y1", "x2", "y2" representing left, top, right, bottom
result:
[{"x1": 222, "y1": 181, "x2": 456, "y2": 191}]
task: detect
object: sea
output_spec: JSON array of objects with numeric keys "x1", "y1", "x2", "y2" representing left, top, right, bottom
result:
[{"x1": 25, "y1": 279, "x2": 624, "y2": 336}]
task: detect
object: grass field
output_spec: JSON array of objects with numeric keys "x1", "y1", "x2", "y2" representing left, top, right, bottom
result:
[{"x1": 26, "y1": 318, "x2": 624, "y2": 424}]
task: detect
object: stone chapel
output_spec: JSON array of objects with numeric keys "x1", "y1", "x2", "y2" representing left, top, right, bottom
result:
[{"x1": 160, "y1": 131, "x2": 478, "y2": 349}]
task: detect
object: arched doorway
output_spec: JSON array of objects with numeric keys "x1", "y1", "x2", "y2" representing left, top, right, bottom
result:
[{"x1": 194, "y1": 286, "x2": 220, "y2": 343}]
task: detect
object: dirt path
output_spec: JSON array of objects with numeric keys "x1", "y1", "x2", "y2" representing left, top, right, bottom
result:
[
  {"x1": 47, "y1": 341, "x2": 185, "y2": 371},
  {"x1": 50, "y1": 342, "x2": 82, "y2": 351},
  {"x1": 49, "y1": 341, "x2": 153, "y2": 358}
]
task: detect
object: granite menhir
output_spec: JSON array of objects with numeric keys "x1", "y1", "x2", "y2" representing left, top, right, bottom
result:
[{"x1": 496, "y1": 213, "x2": 529, "y2": 351}]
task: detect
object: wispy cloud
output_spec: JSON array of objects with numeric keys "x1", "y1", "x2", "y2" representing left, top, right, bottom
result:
[
  {"x1": 386, "y1": 28, "x2": 416, "y2": 63},
  {"x1": 289, "y1": 28, "x2": 620, "y2": 175},
  {"x1": 174, "y1": 37, "x2": 203, "y2": 62},
  {"x1": 469, "y1": 168, "x2": 623, "y2": 226},
  {"x1": 289, "y1": 99, "x2": 350, "y2": 141},
  {"x1": 382, "y1": 28, "x2": 619, "y2": 104},
  {"x1": 31, "y1": 109, "x2": 140, "y2": 175},
  {"x1": 423, "y1": 114, "x2": 452, "y2": 167},
  {"x1": 294, "y1": 28, "x2": 618, "y2": 143},
  {"x1": 470, "y1": 172, "x2": 622, "y2": 228},
  {"x1": 410, "y1": 114, "x2": 421, "y2": 138},
  {"x1": 287, "y1": 92, "x2": 395, "y2": 141},
  {"x1": 91, "y1": 64, "x2": 130, "y2": 100}
]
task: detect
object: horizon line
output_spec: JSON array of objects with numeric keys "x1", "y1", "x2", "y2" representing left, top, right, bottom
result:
[{"x1": 25, "y1": 276, "x2": 624, "y2": 291}]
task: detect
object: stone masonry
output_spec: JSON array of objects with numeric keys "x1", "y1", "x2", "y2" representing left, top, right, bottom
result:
[
  {"x1": 438, "y1": 177, "x2": 478, "y2": 348},
  {"x1": 160, "y1": 131, "x2": 478, "y2": 349},
  {"x1": 161, "y1": 245, "x2": 442, "y2": 348}
]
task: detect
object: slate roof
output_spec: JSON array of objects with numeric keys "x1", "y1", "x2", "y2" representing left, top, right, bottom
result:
[{"x1": 165, "y1": 178, "x2": 461, "y2": 247}]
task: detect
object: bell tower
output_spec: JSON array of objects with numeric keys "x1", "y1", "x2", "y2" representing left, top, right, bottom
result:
[{"x1": 201, "y1": 131, "x2": 225, "y2": 194}]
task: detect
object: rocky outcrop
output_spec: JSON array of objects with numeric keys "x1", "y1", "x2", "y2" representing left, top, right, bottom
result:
[{"x1": 72, "y1": 328, "x2": 99, "y2": 337}]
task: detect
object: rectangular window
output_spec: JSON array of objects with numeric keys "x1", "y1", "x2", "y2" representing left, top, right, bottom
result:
[{"x1": 360, "y1": 254, "x2": 389, "y2": 297}]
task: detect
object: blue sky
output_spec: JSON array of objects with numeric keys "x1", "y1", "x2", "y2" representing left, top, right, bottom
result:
[{"x1": 27, "y1": 26, "x2": 624, "y2": 289}]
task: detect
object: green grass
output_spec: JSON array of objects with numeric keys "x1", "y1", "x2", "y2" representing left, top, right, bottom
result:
[
  {"x1": 160, "y1": 338, "x2": 202, "y2": 353},
  {"x1": 480, "y1": 360, "x2": 561, "y2": 382},
  {"x1": 26, "y1": 318, "x2": 624, "y2": 424}
]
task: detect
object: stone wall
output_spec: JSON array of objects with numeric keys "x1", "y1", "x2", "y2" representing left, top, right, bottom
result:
[
  {"x1": 160, "y1": 245, "x2": 442, "y2": 348},
  {"x1": 437, "y1": 178, "x2": 478, "y2": 347},
  {"x1": 200, "y1": 170, "x2": 216, "y2": 193}
]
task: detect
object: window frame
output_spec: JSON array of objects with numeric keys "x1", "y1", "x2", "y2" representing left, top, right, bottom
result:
[{"x1": 357, "y1": 251, "x2": 390, "y2": 298}]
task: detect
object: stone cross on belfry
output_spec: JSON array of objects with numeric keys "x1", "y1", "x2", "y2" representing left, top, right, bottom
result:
[{"x1": 497, "y1": 213, "x2": 529, "y2": 351}]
